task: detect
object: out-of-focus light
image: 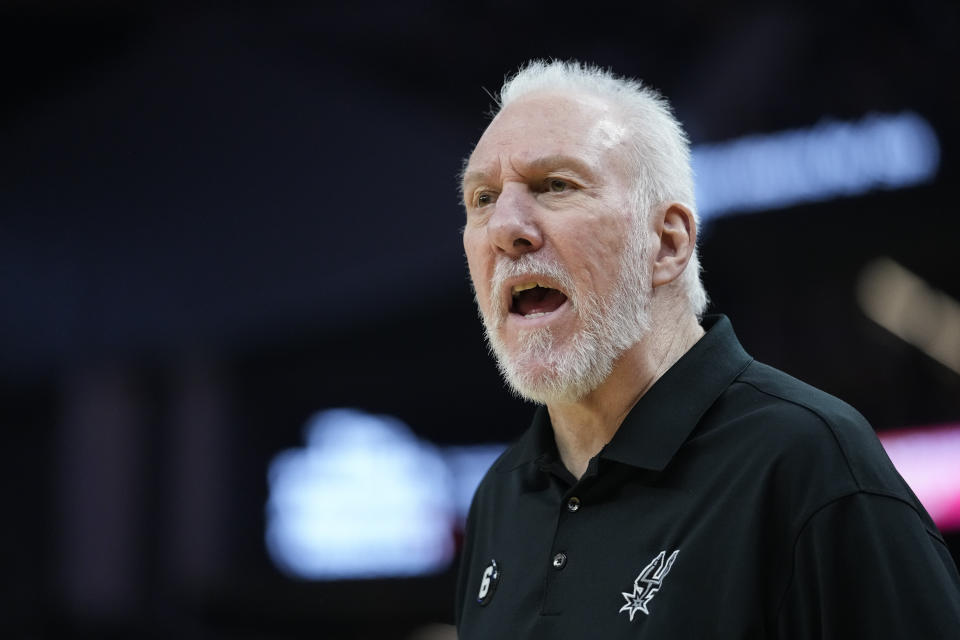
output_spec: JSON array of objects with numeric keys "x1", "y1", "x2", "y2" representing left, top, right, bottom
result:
[
  {"x1": 265, "y1": 408, "x2": 506, "y2": 580},
  {"x1": 857, "y1": 257, "x2": 960, "y2": 375},
  {"x1": 266, "y1": 409, "x2": 455, "y2": 579},
  {"x1": 878, "y1": 423, "x2": 960, "y2": 531},
  {"x1": 693, "y1": 112, "x2": 940, "y2": 222},
  {"x1": 265, "y1": 407, "x2": 960, "y2": 579}
]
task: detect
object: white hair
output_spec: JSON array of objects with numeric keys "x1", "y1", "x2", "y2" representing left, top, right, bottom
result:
[{"x1": 493, "y1": 60, "x2": 708, "y2": 318}]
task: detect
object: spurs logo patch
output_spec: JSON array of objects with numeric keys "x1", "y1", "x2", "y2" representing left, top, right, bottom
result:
[{"x1": 619, "y1": 549, "x2": 679, "y2": 621}]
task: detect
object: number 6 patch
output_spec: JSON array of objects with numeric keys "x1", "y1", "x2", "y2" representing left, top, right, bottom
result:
[{"x1": 477, "y1": 559, "x2": 500, "y2": 605}]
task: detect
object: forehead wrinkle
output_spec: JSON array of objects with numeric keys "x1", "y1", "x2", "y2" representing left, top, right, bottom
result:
[
  {"x1": 511, "y1": 91, "x2": 629, "y2": 148},
  {"x1": 463, "y1": 151, "x2": 599, "y2": 190},
  {"x1": 462, "y1": 96, "x2": 628, "y2": 195}
]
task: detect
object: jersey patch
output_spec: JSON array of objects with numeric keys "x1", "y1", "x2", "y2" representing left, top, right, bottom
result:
[
  {"x1": 619, "y1": 549, "x2": 679, "y2": 621},
  {"x1": 477, "y1": 558, "x2": 500, "y2": 605}
]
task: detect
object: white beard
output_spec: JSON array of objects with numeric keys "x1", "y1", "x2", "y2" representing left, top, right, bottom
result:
[{"x1": 477, "y1": 229, "x2": 651, "y2": 404}]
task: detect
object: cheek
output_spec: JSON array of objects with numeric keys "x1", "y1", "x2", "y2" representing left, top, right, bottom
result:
[
  {"x1": 561, "y1": 217, "x2": 630, "y2": 289},
  {"x1": 463, "y1": 234, "x2": 491, "y2": 299}
]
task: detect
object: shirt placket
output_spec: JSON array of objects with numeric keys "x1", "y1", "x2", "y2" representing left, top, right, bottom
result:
[{"x1": 540, "y1": 459, "x2": 597, "y2": 616}]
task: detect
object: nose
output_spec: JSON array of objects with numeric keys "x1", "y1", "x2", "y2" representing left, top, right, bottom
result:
[{"x1": 487, "y1": 182, "x2": 543, "y2": 257}]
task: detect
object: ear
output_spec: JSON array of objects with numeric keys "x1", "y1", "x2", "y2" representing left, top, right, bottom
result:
[{"x1": 651, "y1": 203, "x2": 697, "y2": 289}]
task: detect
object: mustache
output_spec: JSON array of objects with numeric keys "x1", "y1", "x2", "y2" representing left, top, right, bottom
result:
[{"x1": 486, "y1": 253, "x2": 577, "y2": 327}]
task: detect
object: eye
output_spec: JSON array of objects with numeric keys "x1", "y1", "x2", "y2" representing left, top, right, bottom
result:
[
  {"x1": 547, "y1": 178, "x2": 569, "y2": 193},
  {"x1": 476, "y1": 191, "x2": 494, "y2": 206}
]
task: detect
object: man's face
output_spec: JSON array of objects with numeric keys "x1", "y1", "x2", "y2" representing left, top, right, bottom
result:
[{"x1": 461, "y1": 92, "x2": 652, "y2": 403}]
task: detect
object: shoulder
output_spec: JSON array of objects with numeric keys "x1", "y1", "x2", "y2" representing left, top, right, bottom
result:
[
  {"x1": 464, "y1": 439, "x2": 526, "y2": 527},
  {"x1": 466, "y1": 406, "x2": 553, "y2": 521},
  {"x1": 736, "y1": 361, "x2": 897, "y2": 488},
  {"x1": 705, "y1": 360, "x2": 932, "y2": 530}
]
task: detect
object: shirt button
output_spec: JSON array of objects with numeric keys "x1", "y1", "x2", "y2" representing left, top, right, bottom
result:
[
  {"x1": 567, "y1": 496, "x2": 581, "y2": 512},
  {"x1": 552, "y1": 552, "x2": 567, "y2": 570}
]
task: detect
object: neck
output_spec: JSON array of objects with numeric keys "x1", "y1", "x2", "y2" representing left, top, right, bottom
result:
[{"x1": 546, "y1": 305, "x2": 705, "y2": 479}]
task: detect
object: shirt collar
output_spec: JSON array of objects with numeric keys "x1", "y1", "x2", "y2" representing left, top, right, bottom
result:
[
  {"x1": 495, "y1": 403, "x2": 556, "y2": 472},
  {"x1": 495, "y1": 315, "x2": 753, "y2": 473}
]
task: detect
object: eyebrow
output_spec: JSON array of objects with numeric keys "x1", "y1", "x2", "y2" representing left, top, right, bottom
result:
[
  {"x1": 460, "y1": 168, "x2": 491, "y2": 191},
  {"x1": 461, "y1": 154, "x2": 598, "y2": 191},
  {"x1": 526, "y1": 154, "x2": 598, "y2": 180}
]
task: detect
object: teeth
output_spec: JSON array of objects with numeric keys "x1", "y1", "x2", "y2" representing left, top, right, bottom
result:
[
  {"x1": 524, "y1": 312, "x2": 547, "y2": 319},
  {"x1": 511, "y1": 282, "x2": 539, "y2": 296}
]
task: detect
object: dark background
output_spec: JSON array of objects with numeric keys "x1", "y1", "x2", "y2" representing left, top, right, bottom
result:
[{"x1": 3, "y1": 1, "x2": 959, "y2": 638}]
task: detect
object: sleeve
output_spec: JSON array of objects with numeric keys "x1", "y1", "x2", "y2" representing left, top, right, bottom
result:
[{"x1": 776, "y1": 491, "x2": 960, "y2": 639}]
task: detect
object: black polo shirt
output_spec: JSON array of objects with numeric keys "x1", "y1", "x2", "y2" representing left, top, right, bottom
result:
[{"x1": 456, "y1": 315, "x2": 960, "y2": 638}]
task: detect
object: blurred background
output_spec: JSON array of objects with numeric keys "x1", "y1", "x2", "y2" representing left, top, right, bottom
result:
[{"x1": 2, "y1": 1, "x2": 959, "y2": 638}]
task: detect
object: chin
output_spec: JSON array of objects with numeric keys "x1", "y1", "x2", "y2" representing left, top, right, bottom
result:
[
  {"x1": 493, "y1": 336, "x2": 609, "y2": 406},
  {"x1": 506, "y1": 370, "x2": 590, "y2": 405}
]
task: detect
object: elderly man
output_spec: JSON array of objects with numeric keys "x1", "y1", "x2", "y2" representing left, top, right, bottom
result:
[{"x1": 455, "y1": 61, "x2": 960, "y2": 638}]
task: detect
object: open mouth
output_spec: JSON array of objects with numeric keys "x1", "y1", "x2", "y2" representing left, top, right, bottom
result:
[{"x1": 510, "y1": 282, "x2": 569, "y2": 319}]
